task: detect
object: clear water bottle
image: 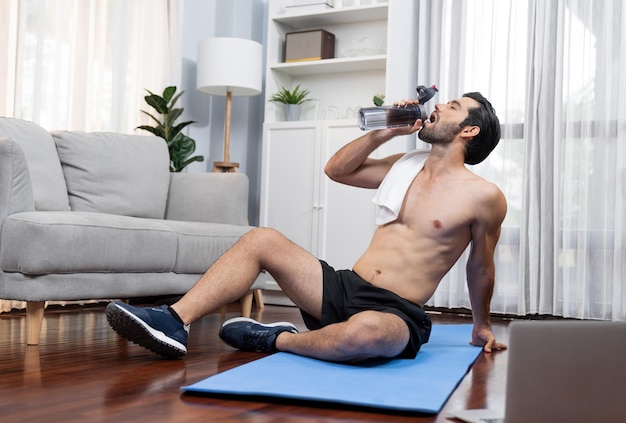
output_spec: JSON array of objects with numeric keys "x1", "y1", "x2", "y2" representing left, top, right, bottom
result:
[
  {"x1": 357, "y1": 85, "x2": 438, "y2": 131},
  {"x1": 358, "y1": 104, "x2": 427, "y2": 130}
]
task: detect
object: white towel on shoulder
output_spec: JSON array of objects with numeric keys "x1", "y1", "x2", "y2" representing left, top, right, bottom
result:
[{"x1": 372, "y1": 149, "x2": 430, "y2": 225}]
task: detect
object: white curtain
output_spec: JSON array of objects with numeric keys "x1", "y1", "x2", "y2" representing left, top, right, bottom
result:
[
  {"x1": 420, "y1": 0, "x2": 625, "y2": 321},
  {"x1": 0, "y1": 0, "x2": 180, "y2": 132},
  {"x1": 0, "y1": 0, "x2": 180, "y2": 312}
]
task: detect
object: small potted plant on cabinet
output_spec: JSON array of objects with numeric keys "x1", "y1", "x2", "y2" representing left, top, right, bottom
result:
[{"x1": 269, "y1": 84, "x2": 313, "y2": 121}]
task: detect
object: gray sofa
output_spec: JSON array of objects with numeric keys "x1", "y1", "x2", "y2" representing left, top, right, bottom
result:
[{"x1": 0, "y1": 117, "x2": 265, "y2": 345}]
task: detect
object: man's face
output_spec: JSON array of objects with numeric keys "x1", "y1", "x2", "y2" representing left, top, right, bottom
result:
[{"x1": 418, "y1": 96, "x2": 478, "y2": 144}]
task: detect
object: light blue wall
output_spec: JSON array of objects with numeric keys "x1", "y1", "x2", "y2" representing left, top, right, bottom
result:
[{"x1": 180, "y1": 0, "x2": 268, "y2": 225}]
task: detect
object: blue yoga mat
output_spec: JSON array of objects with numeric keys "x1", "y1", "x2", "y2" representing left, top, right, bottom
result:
[{"x1": 181, "y1": 324, "x2": 481, "y2": 414}]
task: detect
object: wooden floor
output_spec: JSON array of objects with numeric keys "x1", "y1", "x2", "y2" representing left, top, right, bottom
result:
[{"x1": 0, "y1": 302, "x2": 512, "y2": 423}]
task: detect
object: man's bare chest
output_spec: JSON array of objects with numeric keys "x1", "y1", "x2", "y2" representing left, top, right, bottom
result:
[{"x1": 398, "y1": 180, "x2": 476, "y2": 238}]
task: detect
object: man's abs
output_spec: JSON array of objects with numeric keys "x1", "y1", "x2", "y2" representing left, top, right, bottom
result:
[{"x1": 352, "y1": 223, "x2": 469, "y2": 306}]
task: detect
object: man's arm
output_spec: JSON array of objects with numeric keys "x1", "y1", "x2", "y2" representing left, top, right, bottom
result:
[
  {"x1": 466, "y1": 185, "x2": 508, "y2": 353},
  {"x1": 324, "y1": 121, "x2": 421, "y2": 188}
]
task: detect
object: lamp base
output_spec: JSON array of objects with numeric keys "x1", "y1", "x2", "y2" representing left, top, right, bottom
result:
[{"x1": 213, "y1": 161, "x2": 239, "y2": 173}]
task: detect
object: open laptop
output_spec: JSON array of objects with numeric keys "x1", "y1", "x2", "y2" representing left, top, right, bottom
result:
[{"x1": 448, "y1": 320, "x2": 626, "y2": 423}]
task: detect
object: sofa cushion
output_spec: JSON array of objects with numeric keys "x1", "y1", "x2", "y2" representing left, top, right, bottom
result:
[
  {"x1": 166, "y1": 172, "x2": 249, "y2": 225},
  {"x1": 160, "y1": 220, "x2": 254, "y2": 273},
  {"x1": 0, "y1": 138, "x2": 35, "y2": 219},
  {"x1": 0, "y1": 118, "x2": 70, "y2": 211},
  {"x1": 0, "y1": 211, "x2": 177, "y2": 274},
  {"x1": 52, "y1": 131, "x2": 170, "y2": 219}
]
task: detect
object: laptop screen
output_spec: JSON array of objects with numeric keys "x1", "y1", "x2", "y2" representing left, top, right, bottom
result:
[{"x1": 505, "y1": 320, "x2": 626, "y2": 423}]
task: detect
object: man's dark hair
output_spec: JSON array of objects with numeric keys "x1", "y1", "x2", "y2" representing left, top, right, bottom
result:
[{"x1": 459, "y1": 92, "x2": 501, "y2": 165}]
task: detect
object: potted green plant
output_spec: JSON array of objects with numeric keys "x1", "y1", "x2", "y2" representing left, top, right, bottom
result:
[
  {"x1": 137, "y1": 86, "x2": 204, "y2": 172},
  {"x1": 269, "y1": 84, "x2": 313, "y2": 121}
]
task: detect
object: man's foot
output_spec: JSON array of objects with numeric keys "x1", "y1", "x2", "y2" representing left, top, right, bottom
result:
[
  {"x1": 219, "y1": 317, "x2": 298, "y2": 353},
  {"x1": 106, "y1": 302, "x2": 189, "y2": 358}
]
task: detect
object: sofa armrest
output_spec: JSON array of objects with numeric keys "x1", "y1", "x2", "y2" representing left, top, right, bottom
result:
[
  {"x1": 165, "y1": 172, "x2": 249, "y2": 225},
  {"x1": 0, "y1": 137, "x2": 35, "y2": 224}
]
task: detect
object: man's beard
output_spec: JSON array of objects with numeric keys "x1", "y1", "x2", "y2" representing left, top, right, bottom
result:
[{"x1": 418, "y1": 121, "x2": 461, "y2": 145}]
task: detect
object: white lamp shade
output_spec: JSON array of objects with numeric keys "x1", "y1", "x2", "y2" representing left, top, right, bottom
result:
[{"x1": 197, "y1": 37, "x2": 263, "y2": 97}]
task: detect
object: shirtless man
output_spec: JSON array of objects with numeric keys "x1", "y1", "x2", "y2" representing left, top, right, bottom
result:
[{"x1": 106, "y1": 92, "x2": 508, "y2": 362}]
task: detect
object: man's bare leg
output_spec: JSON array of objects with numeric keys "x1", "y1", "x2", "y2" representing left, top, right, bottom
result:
[
  {"x1": 172, "y1": 227, "x2": 324, "y2": 325},
  {"x1": 106, "y1": 227, "x2": 323, "y2": 358},
  {"x1": 275, "y1": 310, "x2": 410, "y2": 362}
]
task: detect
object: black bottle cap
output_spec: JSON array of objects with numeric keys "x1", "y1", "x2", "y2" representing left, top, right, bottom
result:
[{"x1": 416, "y1": 85, "x2": 438, "y2": 103}]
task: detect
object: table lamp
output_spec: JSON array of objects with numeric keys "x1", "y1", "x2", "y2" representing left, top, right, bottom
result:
[{"x1": 197, "y1": 37, "x2": 263, "y2": 172}]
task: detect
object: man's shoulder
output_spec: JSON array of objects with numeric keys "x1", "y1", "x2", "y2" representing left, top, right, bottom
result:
[
  {"x1": 480, "y1": 179, "x2": 505, "y2": 202},
  {"x1": 466, "y1": 172, "x2": 505, "y2": 199},
  {"x1": 462, "y1": 174, "x2": 507, "y2": 222}
]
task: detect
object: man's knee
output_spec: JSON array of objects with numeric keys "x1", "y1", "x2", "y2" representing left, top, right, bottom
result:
[
  {"x1": 240, "y1": 227, "x2": 285, "y2": 247},
  {"x1": 239, "y1": 227, "x2": 297, "y2": 269},
  {"x1": 342, "y1": 311, "x2": 409, "y2": 357}
]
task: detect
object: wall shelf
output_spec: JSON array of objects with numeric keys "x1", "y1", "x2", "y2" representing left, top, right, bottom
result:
[
  {"x1": 274, "y1": 4, "x2": 388, "y2": 28},
  {"x1": 270, "y1": 54, "x2": 386, "y2": 76}
]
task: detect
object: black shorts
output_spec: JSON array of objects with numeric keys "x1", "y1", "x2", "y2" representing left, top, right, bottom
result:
[{"x1": 300, "y1": 260, "x2": 432, "y2": 359}]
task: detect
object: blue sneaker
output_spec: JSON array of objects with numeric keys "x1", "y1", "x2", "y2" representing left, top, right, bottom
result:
[
  {"x1": 219, "y1": 317, "x2": 298, "y2": 353},
  {"x1": 106, "y1": 302, "x2": 189, "y2": 358}
]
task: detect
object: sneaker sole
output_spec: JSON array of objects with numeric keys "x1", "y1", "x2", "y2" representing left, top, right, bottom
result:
[
  {"x1": 106, "y1": 303, "x2": 187, "y2": 359},
  {"x1": 220, "y1": 317, "x2": 298, "y2": 333}
]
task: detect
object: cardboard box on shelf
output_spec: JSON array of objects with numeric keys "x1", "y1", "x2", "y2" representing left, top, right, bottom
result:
[{"x1": 284, "y1": 30, "x2": 335, "y2": 62}]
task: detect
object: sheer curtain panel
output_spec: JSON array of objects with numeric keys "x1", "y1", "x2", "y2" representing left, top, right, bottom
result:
[
  {"x1": 0, "y1": 0, "x2": 180, "y2": 132},
  {"x1": 419, "y1": 0, "x2": 625, "y2": 321}
]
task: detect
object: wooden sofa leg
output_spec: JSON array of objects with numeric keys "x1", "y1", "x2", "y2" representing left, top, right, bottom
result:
[
  {"x1": 253, "y1": 289, "x2": 264, "y2": 311},
  {"x1": 26, "y1": 301, "x2": 45, "y2": 345},
  {"x1": 240, "y1": 291, "x2": 254, "y2": 318}
]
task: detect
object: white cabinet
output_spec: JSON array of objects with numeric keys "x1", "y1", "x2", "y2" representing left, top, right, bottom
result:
[
  {"x1": 259, "y1": 1, "x2": 419, "y2": 302},
  {"x1": 260, "y1": 122, "x2": 321, "y2": 253},
  {"x1": 260, "y1": 120, "x2": 378, "y2": 269}
]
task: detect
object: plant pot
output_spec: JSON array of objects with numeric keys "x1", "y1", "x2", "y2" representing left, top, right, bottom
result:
[{"x1": 283, "y1": 104, "x2": 302, "y2": 121}]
